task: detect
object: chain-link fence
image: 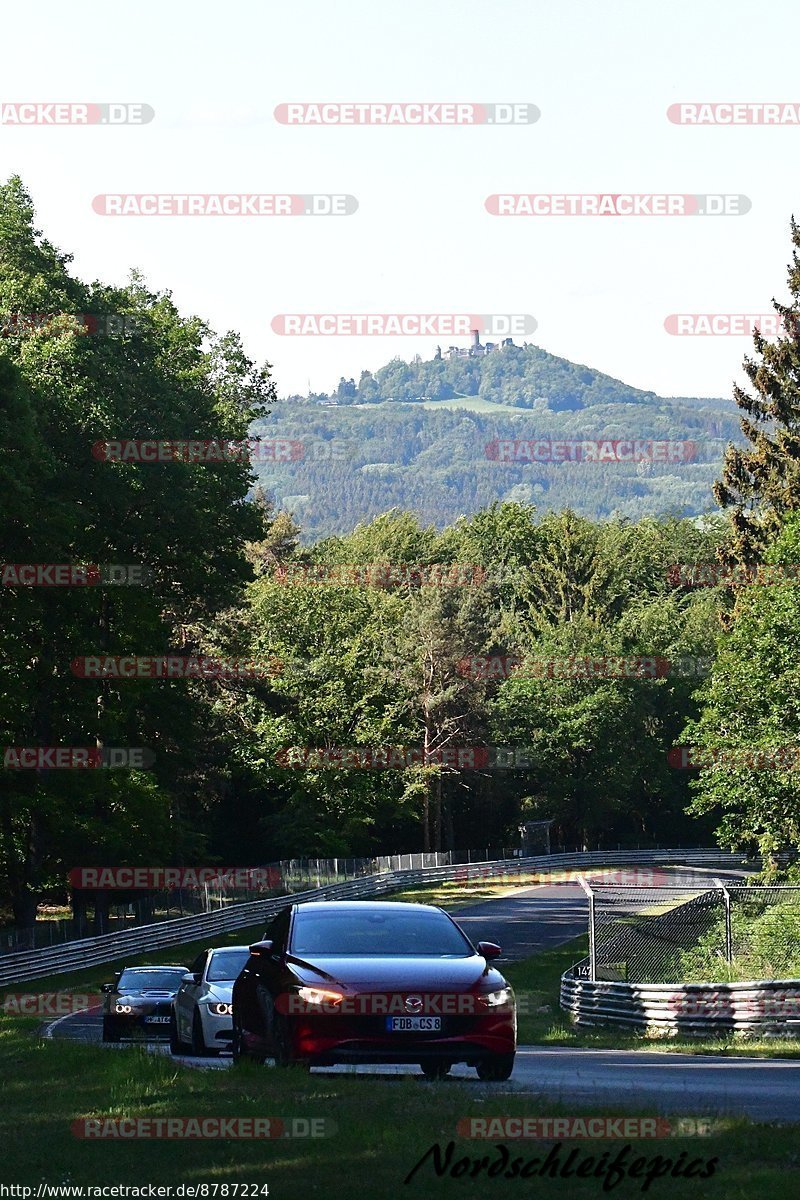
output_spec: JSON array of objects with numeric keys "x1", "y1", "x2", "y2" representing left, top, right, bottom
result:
[{"x1": 585, "y1": 882, "x2": 800, "y2": 983}]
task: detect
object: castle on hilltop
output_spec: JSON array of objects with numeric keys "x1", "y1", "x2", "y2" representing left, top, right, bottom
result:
[{"x1": 437, "y1": 331, "x2": 516, "y2": 360}]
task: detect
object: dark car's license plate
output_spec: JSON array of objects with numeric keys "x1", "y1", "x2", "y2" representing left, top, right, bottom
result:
[
  {"x1": 386, "y1": 1016, "x2": 442, "y2": 1032},
  {"x1": 143, "y1": 1015, "x2": 171, "y2": 1024}
]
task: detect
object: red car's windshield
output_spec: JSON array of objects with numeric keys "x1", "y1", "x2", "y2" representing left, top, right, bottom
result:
[{"x1": 290, "y1": 908, "x2": 473, "y2": 957}]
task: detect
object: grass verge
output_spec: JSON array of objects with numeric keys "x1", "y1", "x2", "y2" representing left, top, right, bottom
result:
[
  {"x1": 382, "y1": 869, "x2": 634, "y2": 910},
  {"x1": 0, "y1": 1017, "x2": 797, "y2": 1194}
]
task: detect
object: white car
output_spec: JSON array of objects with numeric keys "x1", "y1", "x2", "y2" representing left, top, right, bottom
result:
[{"x1": 170, "y1": 945, "x2": 250, "y2": 1056}]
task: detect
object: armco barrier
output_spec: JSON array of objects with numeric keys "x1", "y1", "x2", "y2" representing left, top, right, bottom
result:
[
  {"x1": 560, "y1": 965, "x2": 800, "y2": 1034},
  {"x1": 0, "y1": 849, "x2": 747, "y2": 986}
]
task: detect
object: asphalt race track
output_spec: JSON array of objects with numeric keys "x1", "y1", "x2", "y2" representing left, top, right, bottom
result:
[{"x1": 44, "y1": 864, "x2": 800, "y2": 1122}]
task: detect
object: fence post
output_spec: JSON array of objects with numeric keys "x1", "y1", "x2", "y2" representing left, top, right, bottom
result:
[
  {"x1": 715, "y1": 879, "x2": 732, "y2": 964},
  {"x1": 578, "y1": 877, "x2": 596, "y2": 981}
]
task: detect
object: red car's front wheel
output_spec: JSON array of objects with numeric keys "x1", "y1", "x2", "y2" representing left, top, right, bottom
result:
[
  {"x1": 232, "y1": 1021, "x2": 265, "y2": 1065},
  {"x1": 475, "y1": 1053, "x2": 515, "y2": 1081},
  {"x1": 420, "y1": 1060, "x2": 451, "y2": 1080},
  {"x1": 272, "y1": 1015, "x2": 309, "y2": 1070}
]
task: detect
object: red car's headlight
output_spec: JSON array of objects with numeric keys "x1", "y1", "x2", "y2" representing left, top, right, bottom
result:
[
  {"x1": 478, "y1": 987, "x2": 513, "y2": 1008},
  {"x1": 296, "y1": 987, "x2": 344, "y2": 1007}
]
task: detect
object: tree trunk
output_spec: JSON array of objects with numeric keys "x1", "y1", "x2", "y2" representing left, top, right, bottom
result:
[
  {"x1": 444, "y1": 788, "x2": 455, "y2": 854},
  {"x1": 422, "y1": 719, "x2": 431, "y2": 851},
  {"x1": 433, "y1": 773, "x2": 442, "y2": 852},
  {"x1": 11, "y1": 891, "x2": 37, "y2": 944},
  {"x1": 93, "y1": 891, "x2": 110, "y2": 935}
]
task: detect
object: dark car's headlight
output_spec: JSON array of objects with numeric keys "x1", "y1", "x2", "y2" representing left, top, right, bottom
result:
[
  {"x1": 207, "y1": 1002, "x2": 233, "y2": 1016},
  {"x1": 478, "y1": 987, "x2": 514, "y2": 1008},
  {"x1": 114, "y1": 1003, "x2": 133, "y2": 1014}
]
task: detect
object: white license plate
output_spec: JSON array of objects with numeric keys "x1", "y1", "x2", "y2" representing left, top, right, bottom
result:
[
  {"x1": 144, "y1": 1015, "x2": 170, "y2": 1024},
  {"x1": 386, "y1": 1016, "x2": 442, "y2": 1032}
]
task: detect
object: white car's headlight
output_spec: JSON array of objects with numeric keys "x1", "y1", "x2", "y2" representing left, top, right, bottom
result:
[
  {"x1": 479, "y1": 988, "x2": 513, "y2": 1008},
  {"x1": 115, "y1": 1003, "x2": 132, "y2": 1014},
  {"x1": 207, "y1": 1002, "x2": 233, "y2": 1016}
]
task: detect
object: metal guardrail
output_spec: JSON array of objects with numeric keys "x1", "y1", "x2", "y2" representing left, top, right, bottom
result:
[
  {"x1": 0, "y1": 852, "x2": 460, "y2": 953},
  {"x1": 560, "y1": 966, "x2": 800, "y2": 1033},
  {"x1": 0, "y1": 848, "x2": 747, "y2": 986}
]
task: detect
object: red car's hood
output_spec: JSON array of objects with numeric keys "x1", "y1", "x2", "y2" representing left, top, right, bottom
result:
[{"x1": 287, "y1": 954, "x2": 505, "y2": 992}]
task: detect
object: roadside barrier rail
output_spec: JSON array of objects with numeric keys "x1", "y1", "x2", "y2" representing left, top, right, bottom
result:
[
  {"x1": 0, "y1": 849, "x2": 748, "y2": 986},
  {"x1": 560, "y1": 964, "x2": 800, "y2": 1033}
]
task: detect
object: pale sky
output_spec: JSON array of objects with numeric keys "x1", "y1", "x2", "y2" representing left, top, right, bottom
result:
[{"x1": 2, "y1": 0, "x2": 800, "y2": 400}]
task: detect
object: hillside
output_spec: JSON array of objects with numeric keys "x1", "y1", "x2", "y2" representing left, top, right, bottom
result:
[{"x1": 252, "y1": 342, "x2": 741, "y2": 540}]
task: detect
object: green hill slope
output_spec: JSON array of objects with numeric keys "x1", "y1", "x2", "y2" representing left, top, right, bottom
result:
[{"x1": 253, "y1": 343, "x2": 740, "y2": 540}]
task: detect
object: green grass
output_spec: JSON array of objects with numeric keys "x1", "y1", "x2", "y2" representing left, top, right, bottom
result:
[
  {"x1": 0, "y1": 1017, "x2": 797, "y2": 1194},
  {"x1": 383, "y1": 868, "x2": 641, "y2": 910},
  {"x1": 416, "y1": 394, "x2": 527, "y2": 415},
  {"x1": 383, "y1": 877, "x2": 555, "y2": 909}
]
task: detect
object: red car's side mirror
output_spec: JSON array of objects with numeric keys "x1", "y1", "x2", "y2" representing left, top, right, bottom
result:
[
  {"x1": 477, "y1": 941, "x2": 502, "y2": 960},
  {"x1": 249, "y1": 939, "x2": 274, "y2": 956}
]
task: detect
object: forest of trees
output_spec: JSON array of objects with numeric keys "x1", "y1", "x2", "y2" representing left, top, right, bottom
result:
[
  {"x1": 254, "y1": 353, "x2": 742, "y2": 539},
  {"x1": 3, "y1": 177, "x2": 800, "y2": 930},
  {"x1": 250, "y1": 398, "x2": 743, "y2": 542}
]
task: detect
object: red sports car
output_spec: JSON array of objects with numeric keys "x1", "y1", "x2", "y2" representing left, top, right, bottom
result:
[{"x1": 231, "y1": 900, "x2": 516, "y2": 1079}]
